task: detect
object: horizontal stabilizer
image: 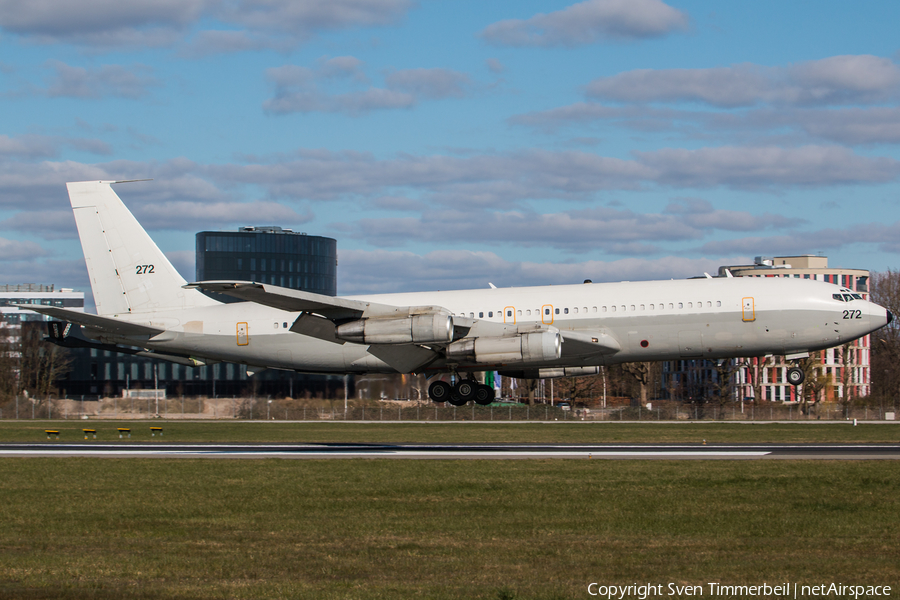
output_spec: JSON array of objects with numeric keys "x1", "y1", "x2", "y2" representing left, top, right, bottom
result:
[{"x1": 17, "y1": 305, "x2": 163, "y2": 338}]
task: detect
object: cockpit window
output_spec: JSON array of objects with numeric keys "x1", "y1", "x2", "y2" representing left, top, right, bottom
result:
[{"x1": 834, "y1": 291, "x2": 864, "y2": 302}]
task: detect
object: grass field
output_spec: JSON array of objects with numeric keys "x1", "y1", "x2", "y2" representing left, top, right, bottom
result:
[
  {"x1": 1, "y1": 422, "x2": 899, "y2": 599},
  {"x1": 1, "y1": 419, "x2": 899, "y2": 444},
  {"x1": 0, "y1": 459, "x2": 898, "y2": 599}
]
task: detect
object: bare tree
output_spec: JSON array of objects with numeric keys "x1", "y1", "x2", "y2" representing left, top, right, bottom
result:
[
  {"x1": 798, "y1": 352, "x2": 830, "y2": 416},
  {"x1": 869, "y1": 270, "x2": 900, "y2": 410},
  {"x1": 620, "y1": 362, "x2": 651, "y2": 405},
  {"x1": 0, "y1": 324, "x2": 18, "y2": 402},
  {"x1": 18, "y1": 322, "x2": 71, "y2": 411}
]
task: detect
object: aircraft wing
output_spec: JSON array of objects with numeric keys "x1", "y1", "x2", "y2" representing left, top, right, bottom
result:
[
  {"x1": 16, "y1": 305, "x2": 164, "y2": 337},
  {"x1": 188, "y1": 281, "x2": 381, "y2": 320}
]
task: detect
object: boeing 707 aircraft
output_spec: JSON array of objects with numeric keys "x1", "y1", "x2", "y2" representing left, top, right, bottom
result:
[{"x1": 28, "y1": 181, "x2": 892, "y2": 405}]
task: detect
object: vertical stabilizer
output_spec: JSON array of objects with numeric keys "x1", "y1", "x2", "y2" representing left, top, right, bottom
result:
[{"x1": 67, "y1": 181, "x2": 216, "y2": 316}]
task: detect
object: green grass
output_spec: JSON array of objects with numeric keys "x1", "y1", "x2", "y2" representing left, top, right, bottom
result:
[
  {"x1": 1, "y1": 419, "x2": 900, "y2": 444},
  {"x1": 0, "y1": 459, "x2": 898, "y2": 599}
]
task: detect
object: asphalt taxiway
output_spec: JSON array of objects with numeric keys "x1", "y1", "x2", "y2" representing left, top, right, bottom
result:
[{"x1": 1, "y1": 442, "x2": 899, "y2": 459}]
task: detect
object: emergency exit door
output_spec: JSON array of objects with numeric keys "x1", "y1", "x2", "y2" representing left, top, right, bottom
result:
[{"x1": 742, "y1": 297, "x2": 755, "y2": 322}]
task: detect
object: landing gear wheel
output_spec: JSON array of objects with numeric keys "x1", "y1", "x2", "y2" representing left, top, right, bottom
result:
[
  {"x1": 787, "y1": 367, "x2": 805, "y2": 386},
  {"x1": 454, "y1": 380, "x2": 476, "y2": 402},
  {"x1": 428, "y1": 380, "x2": 451, "y2": 403},
  {"x1": 448, "y1": 394, "x2": 468, "y2": 407},
  {"x1": 474, "y1": 384, "x2": 495, "y2": 406}
]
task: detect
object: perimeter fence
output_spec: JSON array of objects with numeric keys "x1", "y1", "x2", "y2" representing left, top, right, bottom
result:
[{"x1": 4, "y1": 396, "x2": 895, "y2": 422}]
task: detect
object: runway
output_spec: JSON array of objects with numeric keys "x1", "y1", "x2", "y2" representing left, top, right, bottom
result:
[{"x1": 1, "y1": 442, "x2": 899, "y2": 459}]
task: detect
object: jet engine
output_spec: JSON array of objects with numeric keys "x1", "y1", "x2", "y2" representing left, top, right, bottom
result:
[
  {"x1": 445, "y1": 331, "x2": 561, "y2": 364},
  {"x1": 335, "y1": 313, "x2": 454, "y2": 345}
]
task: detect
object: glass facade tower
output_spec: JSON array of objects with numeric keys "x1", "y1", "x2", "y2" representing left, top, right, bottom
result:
[{"x1": 196, "y1": 227, "x2": 337, "y2": 296}]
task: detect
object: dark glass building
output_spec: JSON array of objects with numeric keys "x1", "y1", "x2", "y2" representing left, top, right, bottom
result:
[{"x1": 196, "y1": 227, "x2": 337, "y2": 296}]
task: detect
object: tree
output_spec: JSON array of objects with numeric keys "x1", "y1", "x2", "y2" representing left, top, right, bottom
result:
[
  {"x1": 798, "y1": 352, "x2": 830, "y2": 416},
  {"x1": 0, "y1": 323, "x2": 18, "y2": 401},
  {"x1": 620, "y1": 362, "x2": 651, "y2": 405},
  {"x1": 18, "y1": 322, "x2": 71, "y2": 410},
  {"x1": 868, "y1": 270, "x2": 900, "y2": 410}
]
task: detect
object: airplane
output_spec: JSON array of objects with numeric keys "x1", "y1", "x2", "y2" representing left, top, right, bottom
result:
[{"x1": 27, "y1": 180, "x2": 892, "y2": 405}]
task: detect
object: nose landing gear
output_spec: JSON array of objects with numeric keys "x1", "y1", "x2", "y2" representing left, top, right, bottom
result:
[{"x1": 787, "y1": 367, "x2": 805, "y2": 386}]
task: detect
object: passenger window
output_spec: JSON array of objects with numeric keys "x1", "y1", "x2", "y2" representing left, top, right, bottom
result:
[
  {"x1": 545, "y1": 308, "x2": 550, "y2": 315},
  {"x1": 716, "y1": 301, "x2": 721, "y2": 307},
  {"x1": 630, "y1": 305, "x2": 635, "y2": 311},
  {"x1": 507, "y1": 310, "x2": 512, "y2": 317},
  {"x1": 592, "y1": 307, "x2": 597, "y2": 312},
  {"x1": 479, "y1": 312, "x2": 484, "y2": 318},
  {"x1": 649, "y1": 304, "x2": 654, "y2": 310},
  {"x1": 640, "y1": 304, "x2": 645, "y2": 310},
  {"x1": 517, "y1": 310, "x2": 522, "y2": 316},
  {"x1": 602, "y1": 306, "x2": 607, "y2": 312},
  {"x1": 564, "y1": 308, "x2": 569, "y2": 314},
  {"x1": 526, "y1": 309, "x2": 532, "y2": 316},
  {"x1": 611, "y1": 306, "x2": 616, "y2": 312},
  {"x1": 555, "y1": 308, "x2": 560, "y2": 314},
  {"x1": 669, "y1": 303, "x2": 674, "y2": 309},
  {"x1": 687, "y1": 302, "x2": 692, "y2": 308},
  {"x1": 488, "y1": 311, "x2": 493, "y2": 317},
  {"x1": 573, "y1": 307, "x2": 578, "y2": 314}
]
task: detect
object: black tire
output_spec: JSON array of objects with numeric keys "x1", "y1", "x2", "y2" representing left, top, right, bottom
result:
[
  {"x1": 474, "y1": 384, "x2": 495, "y2": 406},
  {"x1": 428, "y1": 380, "x2": 451, "y2": 402},
  {"x1": 787, "y1": 367, "x2": 805, "y2": 386},
  {"x1": 454, "y1": 380, "x2": 476, "y2": 401},
  {"x1": 448, "y1": 394, "x2": 468, "y2": 407}
]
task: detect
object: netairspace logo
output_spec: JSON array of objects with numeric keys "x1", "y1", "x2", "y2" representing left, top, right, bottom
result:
[{"x1": 586, "y1": 582, "x2": 893, "y2": 599}]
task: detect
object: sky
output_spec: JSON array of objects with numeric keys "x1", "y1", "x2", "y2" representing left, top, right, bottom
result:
[{"x1": 2, "y1": 0, "x2": 900, "y2": 303}]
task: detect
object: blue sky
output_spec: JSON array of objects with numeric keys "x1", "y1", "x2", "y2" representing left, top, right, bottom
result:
[{"x1": 2, "y1": 0, "x2": 900, "y2": 301}]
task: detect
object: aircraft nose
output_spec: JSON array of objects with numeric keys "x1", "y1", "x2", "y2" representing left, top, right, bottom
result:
[{"x1": 888, "y1": 310, "x2": 894, "y2": 325}]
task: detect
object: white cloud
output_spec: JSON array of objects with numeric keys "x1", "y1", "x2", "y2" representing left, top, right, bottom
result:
[
  {"x1": 0, "y1": 237, "x2": 50, "y2": 260},
  {"x1": 338, "y1": 248, "x2": 726, "y2": 295},
  {"x1": 44, "y1": 61, "x2": 160, "y2": 99},
  {"x1": 263, "y1": 61, "x2": 470, "y2": 115},
  {"x1": 0, "y1": 134, "x2": 112, "y2": 160},
  {"x1": 132, "y1": 200, "x2": 312, "y2": 231},
  {"x1": 638, "y1": 145, "x2": 900, "y2": 188},
  {"x1": 0, "y1": 0, "x2": 414, "y2": 51},
  {"x1": 0, "y1": 0, "x2": 207, "y2": 47},
  {"x1": 585, "y1": 65, "x2": 770, "y2": 108},
  {"x1": 583, "y1": 55, "x2": 900, "y2": 108},
  {"x1": 479, "y1": 0, "x2": 688, "y2": 47},
  {"x1": 344, "y1": 200, "x2": 795, "y2": 254}
]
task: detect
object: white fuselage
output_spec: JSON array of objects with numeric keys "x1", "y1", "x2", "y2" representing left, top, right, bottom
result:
[{"x1": 97, "y1": 276, "x2": 889, "y2": 375}]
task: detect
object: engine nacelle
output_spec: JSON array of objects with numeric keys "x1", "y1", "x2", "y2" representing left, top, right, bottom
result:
[
  {"x1": 336, "y1": 313, "x2": 454, "y2": 345},
  {"x1": 446, "y1": 331, "x2": 561, "y2": 364}
]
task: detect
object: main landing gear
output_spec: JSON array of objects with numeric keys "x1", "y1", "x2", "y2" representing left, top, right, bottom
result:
[{"x1": 428, "y1": 379, "x2": 495, "y2": 406}]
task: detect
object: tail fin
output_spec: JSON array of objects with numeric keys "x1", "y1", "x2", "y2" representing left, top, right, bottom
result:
[{"x1": 67, "y1": 180, "x2": 217, "y2": 317}]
